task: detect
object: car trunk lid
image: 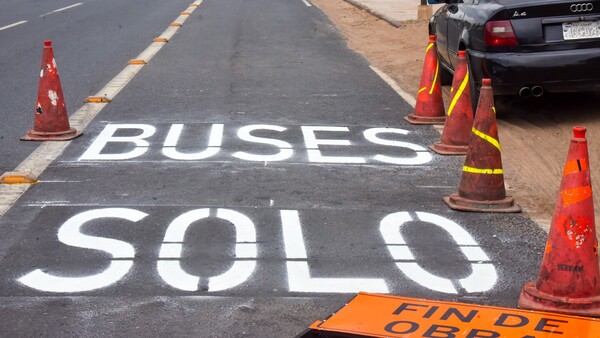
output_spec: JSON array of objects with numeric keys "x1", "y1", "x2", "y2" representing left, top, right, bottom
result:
[{"x1": 489, "y1": 0, "x2": 600, "y2": 50}]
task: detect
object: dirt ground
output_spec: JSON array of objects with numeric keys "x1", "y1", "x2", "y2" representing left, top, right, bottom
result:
[{"x1": 312, "y1": 0, "x2": 600, "y2": 235}]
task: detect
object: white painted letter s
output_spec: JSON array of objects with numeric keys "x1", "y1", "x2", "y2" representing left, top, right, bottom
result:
[
  {"x1": 232, "y1": 124, "x2": 293, "y2": 162},
  {"x1": 363, "y1": 128, "x2": 432, "y2": 165},
  {"x1": 18, "y1": 208, "x2": 147, "y2": 293}
]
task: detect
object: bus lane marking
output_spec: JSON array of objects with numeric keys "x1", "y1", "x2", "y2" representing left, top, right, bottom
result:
[
  {"x1": 78, "y1": 123, "x2": 433, "y2": 165},
  {"x1": 16, "y1": 208, "x2": 497, "y2": 295}
]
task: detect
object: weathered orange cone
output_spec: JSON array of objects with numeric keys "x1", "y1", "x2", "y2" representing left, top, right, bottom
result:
[
  {"x1": 21, "y1": 40, "x2": 81, "y2": 141},
  {"x1": 519, "y1": 127, "x2": 600, "y2": 317},
  {"x1": 443, "y1": 78, "x2": 520, "y2": 212},
  {"x1": 430, "y1": 50, "x2": 473, "y2": 155},
  {"x1": 405, "y1": 35, "x2": 445, "y2": 125}
]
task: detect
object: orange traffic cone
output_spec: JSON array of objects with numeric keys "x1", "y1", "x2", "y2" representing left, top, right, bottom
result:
[
  {"x1": 404, "y1": 35, "x2": 445, "y2": 125},
  {"x1": 430, "y1": 50, "x2": 473, "y2": 155},
  {"x1": 21, "y1": 40, "x2": 81, "y2": 141},
  {"x1": 519, "y1": 127, "x2": 600, "y2": 317},
  {"x1": 443, "y1": 78, "x2": 520, "y2": 212}
]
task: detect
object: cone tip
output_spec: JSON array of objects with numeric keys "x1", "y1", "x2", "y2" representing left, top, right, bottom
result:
[
  {"x1": 429, "y1": 35, "x2": 436, "y2": 42},
  {"x1": 458, "y1": 50, "x2": 467, "y2": 57},
  {"x1": 573, "y1": 126, "x2": 586, "y2": 139},
  {"x1": 44, "y1": 40, "x2": 52, "y2": 47},
  {"x1": 482, "y1": 78, "x2": 492, "y2": 87}
]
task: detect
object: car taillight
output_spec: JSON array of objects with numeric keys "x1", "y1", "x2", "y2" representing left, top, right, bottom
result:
[{"x1": 484, "y1": 20, "x2": 519, "y2": 47}]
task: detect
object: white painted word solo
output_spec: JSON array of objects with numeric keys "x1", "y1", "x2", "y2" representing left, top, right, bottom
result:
[{"x1": 19, "y1": 208, "x2": 496, "y2": 294}]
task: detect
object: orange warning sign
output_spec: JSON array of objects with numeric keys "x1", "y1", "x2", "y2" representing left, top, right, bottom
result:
[{"x1": 308, "y1": 293, "x2": 600, "y2": 337}]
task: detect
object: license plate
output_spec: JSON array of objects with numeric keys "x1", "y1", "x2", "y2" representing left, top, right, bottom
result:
[{"x1": 563, "y1": 21, "x2": 600, "y2": 40}]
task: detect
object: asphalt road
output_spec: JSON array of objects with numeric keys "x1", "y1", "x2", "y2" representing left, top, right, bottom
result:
[
  {"x1": 0, "y1": 0, "x2": 548, "y2": 336},
  {"x1": 0, "y1": 0, "x2": 190, "y2": 173}
]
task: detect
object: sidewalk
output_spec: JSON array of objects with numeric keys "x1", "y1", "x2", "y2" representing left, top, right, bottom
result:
[{"x1": 343, "y1": 0, "x2": 443, "y2": 27}]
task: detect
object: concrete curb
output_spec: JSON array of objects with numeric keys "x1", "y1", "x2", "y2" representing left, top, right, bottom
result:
[{"x1": 343, "y1": 0, "x2": 404, "y2": 28}]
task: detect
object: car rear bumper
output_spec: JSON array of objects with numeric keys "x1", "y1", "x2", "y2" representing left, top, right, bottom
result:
[{"x1": 468, "y1": 47, "x2": 600, "y2": 96}]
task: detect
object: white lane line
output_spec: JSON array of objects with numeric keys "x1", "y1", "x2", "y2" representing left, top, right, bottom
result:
[
  {"x1": 0, "y1": 3, "x2": 198, "y2": 218},
  {"x1": 52, "y1": 3, "x2": 83, "y2": 13},
  {"x1": 302, "y1": 0, "x2": 312, "y2": 6},
  {"x1": 370, "y1": 66, "x2": 416, "y2": 108},
  {"x1": 41, "y1": 3, "x2": 83, "y2": 17},
  {"x1": 0, "y1": 20, "x2": 28, "y2": 31}
]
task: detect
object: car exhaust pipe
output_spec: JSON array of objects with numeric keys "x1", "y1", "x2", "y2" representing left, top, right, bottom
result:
[
  {"x1": 519, "y1": 87, "x2": 531, "y2": 98},
  {"x1": 531, "y1": 85, "x2": 544, "y2": 98}
]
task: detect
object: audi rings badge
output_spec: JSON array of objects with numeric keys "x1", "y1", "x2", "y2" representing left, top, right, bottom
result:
[{"x1": 571, "y1": 3, "x2": 594, "y2": 12}]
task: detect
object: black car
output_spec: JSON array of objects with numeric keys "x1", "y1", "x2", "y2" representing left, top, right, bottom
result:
[{"x1": 429, "y1": 0, "x2": 600, "y2": 104}]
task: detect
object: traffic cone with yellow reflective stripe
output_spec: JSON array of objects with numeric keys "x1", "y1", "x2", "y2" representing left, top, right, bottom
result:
[
  {"x1": 519, "y1": 127, "x2": 600, "y2": 317},
  {"x1": 430, "y1": 51, "x2": 473, "y2": 155},
  {"x1": 404, "y1": 35, "x2": 445, "y2": 125},
  {"x1": 21, "y1": 40, "x2": 81, "y2": 141},
  {"x1": 443, "y1": 78, "x2": 520, "y2": 212}
]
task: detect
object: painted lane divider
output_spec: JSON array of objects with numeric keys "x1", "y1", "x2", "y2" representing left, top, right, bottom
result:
[
  {"x1": 0, "y1": 1, "x2": 205, "y2": 217},
  {"x1": 1, "y1": 4, "x2": 82, "y2": 32},
  {"x1": 86, "y1": 2, "x2": 203, "y2": 102},
  {"x1": 156, "y1": 26, "x2": 179, "y2": 42},
  {"x1": 84, "y1": 64, "x2": 143, "y2": 103},
  {"x1": 0, "y1": 20, "x2": 28, "y2": 32},
  {"x1": 40, "y1": 3, "x2": 83, "y2": 17}
]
